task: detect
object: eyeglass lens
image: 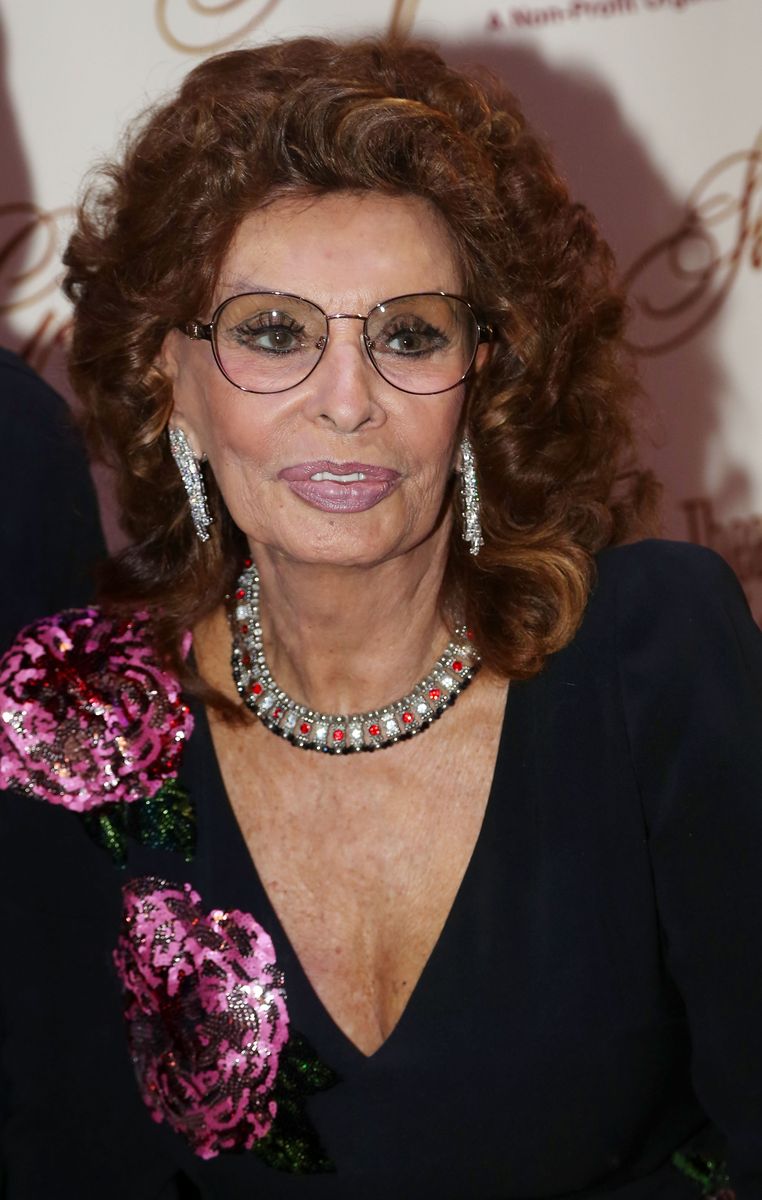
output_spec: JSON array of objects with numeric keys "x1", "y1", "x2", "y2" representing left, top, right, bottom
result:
[{"x1": 212, "y1": 293, "x2": 479, "y2": 394}]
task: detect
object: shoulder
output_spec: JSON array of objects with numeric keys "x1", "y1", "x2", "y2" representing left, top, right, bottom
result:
[
  {"x1": 594, "y1": 536, "x2": 740, "y2": 599},
  {"x1": 581, "y1": 540, "x2": 761, "y2": 758},
  {"x1": 0, "y1": 351, "x2": 106, "y2": 650},
  {"x1": 0, "y1": 608, "x2": 193, "y2": 812},
  {"x1": 0, "y1": 347, "x2": 77, "y2": 434},
  {"x1": 0, "y1": 346, "x2": 44, "y2": 378},
  {"x1": 585, "y1": 538, "x2": 751, "y2": 644},
  {"x1": 554, "y1": 539, "x2": 761, "y2": 709},
  {"x1": 0, "y1": 351, "x2": 100, "y2": 503}
]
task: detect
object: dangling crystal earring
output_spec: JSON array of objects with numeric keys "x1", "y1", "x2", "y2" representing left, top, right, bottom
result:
[
  {"x1": 168, "y1": 427, "x2": 212, "y2": 542},
  {"x1": 459, "y1": 434, "x2": 483, "y2": 556}
]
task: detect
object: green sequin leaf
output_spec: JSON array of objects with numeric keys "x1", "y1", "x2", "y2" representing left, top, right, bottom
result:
[
  {"x1": 81, "y1": 805, "x2": 129, "y2": 866},
  {"x1": 79, "y1": 780, "x2": 196, "y2": 866},
  {"x1": 127, "y1": 780, "x2": 196, "y2": 860},
  {"x1": 672, "y1": 1149, "x2": 733, "y2": 1198},
  {"x1": 253, "y1": 1032, "x2": 339, "y2": 1174}
]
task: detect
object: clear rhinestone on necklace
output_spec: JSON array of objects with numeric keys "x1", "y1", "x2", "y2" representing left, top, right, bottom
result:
[{"x1": 230, "y1": 560, "x2": 480, "y2": 754}]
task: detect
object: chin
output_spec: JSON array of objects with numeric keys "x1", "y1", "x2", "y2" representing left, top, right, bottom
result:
[{"x1": 247, "y1": 523, "x2": 436, "y2": 571}]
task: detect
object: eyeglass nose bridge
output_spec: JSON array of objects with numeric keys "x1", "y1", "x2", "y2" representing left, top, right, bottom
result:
[
  {"x1": 323, "y1": 312, "x2": 369, "y2": 342},
  {"x1": 313, "y1": 311, "x2": 374, "y2": 361}
]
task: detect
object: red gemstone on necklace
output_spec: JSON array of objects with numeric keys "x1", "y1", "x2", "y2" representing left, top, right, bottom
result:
[
  {"x1": 240, "y1": 623, "x2": 249, "y2": 634},
  {"x1": 243, "y1": 653, "x2": 251, "y2": 667},
  {"x1": 243, "y1": 557, "x2": 252, "y2": 568},
  {"x1": 273, "y1": 707, "x2": 283, "y2": 719},
  {"x1": 333, "y1": 729, "x2": 345, "y2": 742},
  {"x1": 300, "y1": 722, "x2": 311, "y2": 734},
  {"x1": 467, "y1": 629, "x2": 474, "y2": 640},
  {"x1": 402, "y1": 711, "x2": 414, "y2": 724},
  {"x1": 251, "y1": 682, "x2": 263, "y2": 695},
  {"x1": 452, "y1": 660, "x2": 463, "y2": 672},
  {"x1": 236, "y1": 588, "x2": 245, "y2": 600},
  {"x1": 369, "y1": 723, "x2": 380, "y2": 736},
  {"x1": 429, "y1": 688, "x2": 441, "y2": 701}
]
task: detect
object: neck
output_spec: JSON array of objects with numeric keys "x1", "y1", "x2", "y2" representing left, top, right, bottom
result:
[{"x1": 247, "y1": 534, "x2": 456, "y2": 714}]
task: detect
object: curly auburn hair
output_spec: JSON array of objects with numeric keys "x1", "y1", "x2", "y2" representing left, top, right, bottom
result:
[{"x1": 63, "y1": 35, "x2": 657, "y2": 710}]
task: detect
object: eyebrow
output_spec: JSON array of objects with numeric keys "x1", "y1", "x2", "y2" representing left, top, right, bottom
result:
[{"x1": 218, "y1": 277, "x2": 275, "y2": 295}]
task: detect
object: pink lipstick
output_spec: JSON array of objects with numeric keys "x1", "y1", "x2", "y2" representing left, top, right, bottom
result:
[{"x1": 278, "y1": 460, "x2": 400, "y2": 513}]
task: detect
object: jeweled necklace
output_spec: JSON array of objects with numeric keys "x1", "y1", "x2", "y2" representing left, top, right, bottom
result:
[{"x1": 230, "y1": 560, "x2": 480, "y2": 754}]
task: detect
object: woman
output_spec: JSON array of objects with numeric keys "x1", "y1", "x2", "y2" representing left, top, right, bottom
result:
[{"x1": 1, "y1": 36, "x2": 760, "y2": 1200}]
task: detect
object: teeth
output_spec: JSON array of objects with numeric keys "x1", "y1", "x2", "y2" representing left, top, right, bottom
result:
[{"x1": 310, "y1": 471, "x2": 366, "y2": 482}]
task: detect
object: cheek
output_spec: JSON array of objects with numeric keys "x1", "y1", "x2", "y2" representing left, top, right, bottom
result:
[
  {"x1": 202, "y1": 399, "x2": 286, "y2": 473},
  {"x1": 405, "y1": 397, "x2": 464, "y2": 481},
  {"x1": 171, "y1": 349, "x2": 280, "y2": 468},
  {"x1": 196, "y1": 409, "x2": 284, "y2": 531}
]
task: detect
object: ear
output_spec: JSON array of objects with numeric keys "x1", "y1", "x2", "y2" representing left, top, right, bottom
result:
[
  {"x1": 452, "y1": 431, "x2": 466, "y2": 474},
  {"x1": 156, "y1": 327, "x2": 182, "y2": 384},
  {"x1": 156, "y1": 329, "x2": 205, "y2": 458}
]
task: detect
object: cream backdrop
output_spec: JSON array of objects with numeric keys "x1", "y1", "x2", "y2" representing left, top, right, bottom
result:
[{"x1": 1, "y1": 0, "x2": 760, "y2": 618}]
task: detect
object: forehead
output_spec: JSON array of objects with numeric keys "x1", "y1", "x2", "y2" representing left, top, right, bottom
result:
[{"x1": 216, "y1": 191, "x2": 464, "y2": 310}]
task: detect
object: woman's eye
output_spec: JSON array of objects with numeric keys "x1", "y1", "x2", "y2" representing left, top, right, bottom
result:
[
  {"x1": 381, "y1": 320, "x2": 447, "y2": 357},
  {"x1": 230, "y1": 314, "x2": 305, "y2": 354}
]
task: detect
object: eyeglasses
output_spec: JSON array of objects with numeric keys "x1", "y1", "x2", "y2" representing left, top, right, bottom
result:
[{"x1": 182, "y1": 291, "x2": 494, "y2": 396}]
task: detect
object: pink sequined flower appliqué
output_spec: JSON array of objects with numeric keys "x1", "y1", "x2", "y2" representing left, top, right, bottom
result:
[
  {"x1": 0, "y1": 609, "x2": 192, "y2": 811},
  {"x1": 114, "y1": 877, "x2": 290, "y2": 1159}
]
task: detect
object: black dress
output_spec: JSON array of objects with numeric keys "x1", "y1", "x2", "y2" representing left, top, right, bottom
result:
[{"x1": 1, "y1": 540, "x2": 761, "y2": 1199}]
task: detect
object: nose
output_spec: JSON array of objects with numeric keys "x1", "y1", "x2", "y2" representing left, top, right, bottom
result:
[{"x1": 301, "y1": 317, "x2": 384, "y2": 434}]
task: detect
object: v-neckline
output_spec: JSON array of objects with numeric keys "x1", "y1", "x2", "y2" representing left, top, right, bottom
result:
[{"x1": 194, "y1": 687, "x2": 513, "y2": 1061}]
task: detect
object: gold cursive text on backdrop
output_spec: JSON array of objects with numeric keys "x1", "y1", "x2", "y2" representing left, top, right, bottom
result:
[
  {"x1": 623, "y1": 134, "x2": 762, "y2": 355},
  {"x1": 388, "y1": 0, "x2": 422, "y2": 36},
  {"x1": 156, "y1": 0, "x2": 283, "y2": 54},
  {"x1": 0, "y1": 203, "x2": 74, "y2": 372},
  {"x1": 683, "y1": 497, "x2": 762, "y2": 627},
  {"x1": 683, "y1": 497, "x2": 762, "y2": 587},
  {"x1": 156, "y1": 0, "x2": 422, "y2": 53},
  {"x1": 0, "y1": 203, "x2": 73, "y2": 315}
]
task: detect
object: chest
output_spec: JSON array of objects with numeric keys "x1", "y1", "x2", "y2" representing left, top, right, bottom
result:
[
  {"x1": 209, "y1": 680, "x2": 507, "y2": 1054},
  {"x1": 176, "y1": 670, "x2": 681, "y2": 1194}
]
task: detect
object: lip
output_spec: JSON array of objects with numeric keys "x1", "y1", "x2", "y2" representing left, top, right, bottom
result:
[
  {"x1": 278, "y1": 461, "x2": 400, "y2": 482},
  {"x1": 278, "y1": 460, "x2": 401, "y2": 513}
]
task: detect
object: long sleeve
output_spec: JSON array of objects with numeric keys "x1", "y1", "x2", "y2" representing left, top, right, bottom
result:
[{"x1": 615, "y1": 541, "x2": 762, "y2": 1197}]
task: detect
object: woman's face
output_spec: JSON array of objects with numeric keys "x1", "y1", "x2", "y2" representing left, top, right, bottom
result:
[{"x1": 163, "y1": 191, "x2": 472, "y2": 569}]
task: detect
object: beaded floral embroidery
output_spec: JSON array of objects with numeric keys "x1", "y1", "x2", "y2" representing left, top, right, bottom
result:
[
  {"x1": 672, "y1": 1148, "x2": 734, "y2": 1199},
  {"x1": 114, "y1": 878, "x2": 337, "y2": 1171},
  {"x1": 0, "y1": 609, "x2": 195, "y2": 862}
]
